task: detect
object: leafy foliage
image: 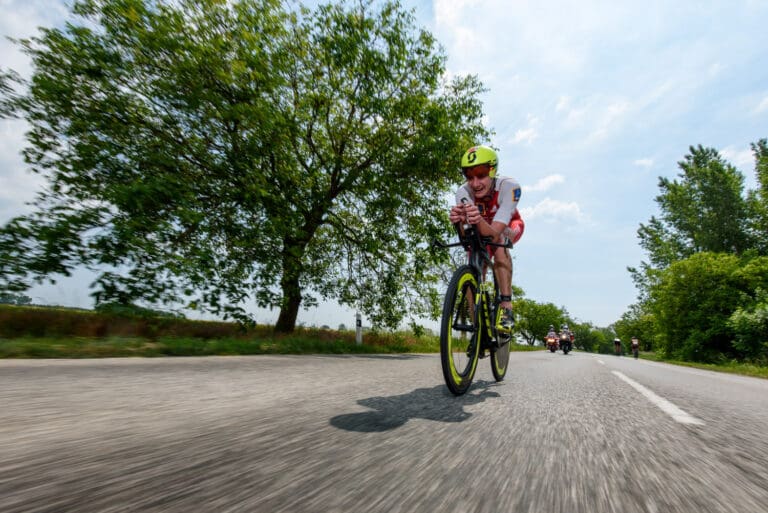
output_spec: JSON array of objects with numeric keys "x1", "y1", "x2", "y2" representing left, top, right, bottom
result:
[
  {"x1": 627, "y1": 141, "x2": 768, "y2": 363},
  {"x1": 0, "y1": 0, "x2": 489, "y2": 332},
  {"x1": 512, "y1": 297, "x2": 567, "y2": 345},
  {"x1": 0, "y1": 292, "x2": 33, "y2": 305},
  {"x1": 649, "y1": 253, "x2": 768, "y2": 361},
  {"x1": 613, "y1": 302, "x2": 655, "y2": 351},
  {"x1": 632, "y1": 145, "x2": 753, "y2": 291},
  {"x1": 729, "y1": 288, "x2": 768, "y2": 362},
  {"x1": 746, "y1": 139, "x2": 768, "y2": 254},
  {"x1": 570, "y1": 323, "x2": 615, "y2": 354}
]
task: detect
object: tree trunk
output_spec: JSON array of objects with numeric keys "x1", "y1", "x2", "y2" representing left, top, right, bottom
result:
[
  {"x1": 274, "y1": 210, "x2": 327, "y2": 332},
  {"x1": 275, "y1": 287, "x2": 301, "y2": 333},
  {"x1": 274, "y1": 241, "x2": 304, "y2": 333}
]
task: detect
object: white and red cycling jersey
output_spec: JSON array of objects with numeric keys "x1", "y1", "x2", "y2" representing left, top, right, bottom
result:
[{"x1": 455, "y1": 176, "x2": 524, "y2": 244}]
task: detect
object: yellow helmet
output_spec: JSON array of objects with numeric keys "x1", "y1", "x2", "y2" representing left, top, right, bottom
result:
[{"x1": 461, "y1": 145, "x2": 498, "y2": 178}]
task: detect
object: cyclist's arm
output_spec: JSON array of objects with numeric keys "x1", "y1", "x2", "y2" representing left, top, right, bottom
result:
[
  {"x1": 491, "y1": 178, "x2": 522, "y2": 241},
  {"x1": 492, "y1": 178, "x2": 521, "y2": 226},
  {"x1": 465, "y1": 210, "x2": 507, "y2": 239},
  {"x1": 453, "y1": 186, "x2": 503, "y2": 237}
]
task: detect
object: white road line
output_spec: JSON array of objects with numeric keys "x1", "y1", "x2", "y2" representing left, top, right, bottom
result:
[
  {"x1": 612, "y1": 370, "x2": 704, "y2": 426},
  {"x1": 597, "y1": 359, "x2": 605, "y2": 365}
]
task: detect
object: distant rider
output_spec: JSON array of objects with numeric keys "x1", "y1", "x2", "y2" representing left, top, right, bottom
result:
[{"x1": 559, "y1": 324, "x2": 574, "y2": 349}]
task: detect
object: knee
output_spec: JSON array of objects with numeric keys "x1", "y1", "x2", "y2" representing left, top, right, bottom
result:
[{"x1": 509, "y1": 219, "x2": 524, "y2": 244}]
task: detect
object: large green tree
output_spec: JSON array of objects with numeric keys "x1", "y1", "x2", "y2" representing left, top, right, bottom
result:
[
  {"x1": 630, "y1": 144, "x2": 756, "y2": 302},
  {"x1": 747, "y1": 139, "x2": 768, "y2": 254},
  {"x1": 636, "y1": 145, "x2": 752, "y2": 265},
  {"x1": 613, "y1": 302, "x2": 655, "y2": 352},
  {"x1": 0, "y1": 0, "x2": 488, "y2": 332},
  {"x1": 569, "y1": 322, "x2": 613, "y2": 354},
  {"x1": 649, "y1": 252, "x2": 768, "y2": 361},
  {"x1": 512, "y1": 297, "x2": 567, "y2": 346},
  {"x1": 626, "y1": 142, "x2": 768, "y2": 362}
]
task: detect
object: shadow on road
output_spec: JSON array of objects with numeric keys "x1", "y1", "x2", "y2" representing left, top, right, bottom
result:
[{"x1": 330, "y1": 380, "x2": 500, "y2": 432}]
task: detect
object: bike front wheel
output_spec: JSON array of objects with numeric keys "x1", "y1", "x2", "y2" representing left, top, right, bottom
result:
[{"x1": 440, "y1": 266, "x2": 481, "y2": 395}]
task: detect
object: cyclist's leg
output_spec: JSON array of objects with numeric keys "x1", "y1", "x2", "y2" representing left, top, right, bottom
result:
[
  {"x1": 492, "y1": 246, "x2": 512, "y2": 308},
  {"x1": 494, "y1": 212, "x2": 522, "y2": 311},
  {"x1": 492, "y1": 246, "x2": 515, "y2": 335}
]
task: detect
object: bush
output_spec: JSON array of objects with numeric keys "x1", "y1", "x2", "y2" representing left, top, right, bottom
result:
[
  {"x1": 650, "y1": 253, "x2": 768, "y2": 361},
  {"x1": 729, "y1": 289, "x2": 768, "y2": 361},
  {"x1": 0, "y1": 304, "x2": 252, "y2": 339},
  {"x1": 0, "y1": 293, "x2": 32, "y2": 306}
]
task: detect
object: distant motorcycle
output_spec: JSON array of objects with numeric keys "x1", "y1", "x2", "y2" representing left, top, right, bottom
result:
[
  {"x1": 559, "y1": 332, "x2": 572, "y2": 355},
  {"x1": 546, "y1": 336, "x2": 558, "y2": 353}
]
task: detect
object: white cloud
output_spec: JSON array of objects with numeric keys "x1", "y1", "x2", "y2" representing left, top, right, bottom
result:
[
  {"x1": 554, "y1": 95, "x2": 632, "y2": 143},
  {"x1": 720, "y1": 145, "x2": 754, "y2": 172},
  {"x1": 0, "y1": 119, "x2": 44, "y2": 223},
  {"x1": 0, "y1": 1, "x2": 72, "y2": 224},
  {"x1": 0, "y1": 1, "x2": 71, "y2": 76},
  {"x1": 555, "y1": 96, "x2": 570, "y2": 113},
  {"x1": 708, "y1": 62, "x2": 724, "y2": 78},
  {"x1": 505, "y1": 115, "x2": 541, "y2": 146},
  {"x1": 526, "y1": 174, "x2": 565, "y2": 192},
  {"x1": 756, "y1": 95, "x2": 768, "y2": 114},
  {"x1": 433, "y1": 0, "x2": 490, "y2": 61},
  {"x1": 520, "y1": 197, "x2": 586, "y2": 223},
  {"x1": 588, "y1": 98, "x2": 631, "y2": 142},
  {"x1": 633, "y1": 158, "x2": 654, "y2": 168},
  {"x1": 510, "y1": 127, "x2": 537, "y2": 145}
]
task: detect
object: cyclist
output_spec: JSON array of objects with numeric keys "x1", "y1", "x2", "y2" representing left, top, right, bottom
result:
[
  {"x1": 448, "y1": 145, "x2": 524, "y2": 334},
  {"x1": 613, "y1": 337, "x2": 622, "y2": 356},
  {"x1": 631, "y1": 336, "x2": 640, "y2": 359}
]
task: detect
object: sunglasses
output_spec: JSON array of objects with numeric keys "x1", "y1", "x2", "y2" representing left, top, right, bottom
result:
[{"x1": 463, "y1": 164, "x2": 491, "y2": 179}]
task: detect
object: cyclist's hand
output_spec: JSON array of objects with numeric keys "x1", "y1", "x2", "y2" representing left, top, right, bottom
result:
[
  {"x1": 465, "y1": 204, "x2": 482, "y2": 224},
  {"x1": 449, "y1": 205, "x2": 464, "y2": 224}
]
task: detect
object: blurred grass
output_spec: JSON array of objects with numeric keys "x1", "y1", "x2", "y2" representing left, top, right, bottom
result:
[
  {"x1": 0, "y1": 334, "x2": 432, "y2": 358},
  {"x1": 0, "y1": 304, "x2": 544, "y2": 358}
]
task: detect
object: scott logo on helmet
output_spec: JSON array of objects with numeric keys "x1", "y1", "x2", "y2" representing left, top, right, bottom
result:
[{"x1": 467, "y1": 149, "x2": 477, "y2": 164}]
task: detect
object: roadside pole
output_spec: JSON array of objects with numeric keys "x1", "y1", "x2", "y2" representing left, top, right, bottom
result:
[{"x1": 355, "y1": 312, "x2": 362, "y2": 346}]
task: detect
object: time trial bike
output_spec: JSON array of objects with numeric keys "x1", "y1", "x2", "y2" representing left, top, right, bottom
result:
[{"x1": 434, "y1": 217, "x2": 513, "y2": 395}]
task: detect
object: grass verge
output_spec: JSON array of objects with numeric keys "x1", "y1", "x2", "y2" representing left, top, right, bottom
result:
[
  {"x1": 641, "y1": 352, "x2": 768, "y2": 379},
  {"x1": 0, "y1": 334, "x2": 543, "y2": 358}
]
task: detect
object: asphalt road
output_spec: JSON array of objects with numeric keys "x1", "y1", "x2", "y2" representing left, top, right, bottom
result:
[{"x1": 1, "y1": 351, "x2": 767, "y2": 513}]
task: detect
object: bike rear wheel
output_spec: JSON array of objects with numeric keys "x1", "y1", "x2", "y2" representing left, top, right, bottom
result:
[
  {"x1": 490, "y1": 303, "x2": 510, "y2": 381},
  {"x1": 440, "y1": 266, "x2": 481, "y2": 395}
]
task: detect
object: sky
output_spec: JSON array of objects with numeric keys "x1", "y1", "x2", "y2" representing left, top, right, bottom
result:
[{"x1": 1, "y1": 0, "x2": 767, "y2": 329}]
